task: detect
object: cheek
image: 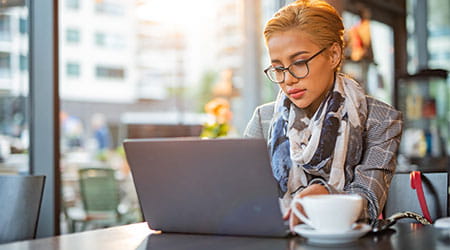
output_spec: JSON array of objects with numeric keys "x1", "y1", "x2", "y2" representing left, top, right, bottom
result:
[
  {"x1": 313, "y1": 54, "x2": 334, "y2": 73},
  {"x1": 279, "y1": 85, "x2": 289, "y2": 98},
  {"x1": 308, "y1": 62, "x2": 334, "y2": 86}
]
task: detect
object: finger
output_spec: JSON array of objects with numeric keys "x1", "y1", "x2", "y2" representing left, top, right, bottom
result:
[
  {"x1": 296, "y1": 205, "x2": 305, "y2": 223},
  {"x1": 283, "y1": 209, "x2": 291, "y2": 220},
  {"x1": 289, "y1": 215, "x2": 294, "y2": 232},
  {"x1": 299, "y1": 184, "x2": 329, "y2": 197},
  {"x1": 289, "y1": 211, "x2": 301, "y2": 232}
]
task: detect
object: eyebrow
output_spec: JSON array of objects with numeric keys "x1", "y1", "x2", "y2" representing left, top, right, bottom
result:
[{"x1": 270, "y1": 51, "x2": 309, "y2": 63}]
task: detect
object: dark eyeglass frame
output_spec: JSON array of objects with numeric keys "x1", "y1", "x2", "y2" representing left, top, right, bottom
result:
[{"x1": 264, "y1": 47, "x2": 327, "y2": 84}]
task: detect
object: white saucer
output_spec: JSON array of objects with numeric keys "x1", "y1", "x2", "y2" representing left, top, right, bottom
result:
[
  {"x1": 294, "y1": 223, "x2": 371, "y2": 244},
  {"x1": 434, "y1": 217, "x2": 450, "y2": 229}
]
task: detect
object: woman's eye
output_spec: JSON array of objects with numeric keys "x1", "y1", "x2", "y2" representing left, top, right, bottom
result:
[{"x1": 293, "y1": 60, "x2": 306, "y2": 66}]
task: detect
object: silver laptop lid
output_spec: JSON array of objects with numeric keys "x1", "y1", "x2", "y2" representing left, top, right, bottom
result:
[{"x1": 124, "y1": 138, "x2": 289, "y2": 237}]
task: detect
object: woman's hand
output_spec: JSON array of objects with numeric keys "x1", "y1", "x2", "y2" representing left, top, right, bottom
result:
[{"x1": 284, "y1": 184, "x2": 329, "y2": 232}]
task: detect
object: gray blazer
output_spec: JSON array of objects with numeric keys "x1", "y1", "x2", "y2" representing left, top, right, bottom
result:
[{"x1": 243, "y1": 96, "x2": 403, "y2": 219}]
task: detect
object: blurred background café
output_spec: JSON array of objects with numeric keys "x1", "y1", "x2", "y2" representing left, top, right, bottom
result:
[{"x1": 0, "y1": 0, "x2": 449, "y2": 239}]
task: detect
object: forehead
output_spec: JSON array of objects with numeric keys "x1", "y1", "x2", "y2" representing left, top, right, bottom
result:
[{"x1": 267, "y1": 30, "x2": 319, "y2": 58}]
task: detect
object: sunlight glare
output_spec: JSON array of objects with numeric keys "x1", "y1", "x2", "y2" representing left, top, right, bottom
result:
[{"x1": 137, "y1": 0, "x2": 214, "y2": 30}]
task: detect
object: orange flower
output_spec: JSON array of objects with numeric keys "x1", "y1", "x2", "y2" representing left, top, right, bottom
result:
[
  {"x1": 216, "y1": 106, "x2": 232, "y2": 124},
  {"x1": 204, "y1": 98, "x2": 232, "y2": 124}
]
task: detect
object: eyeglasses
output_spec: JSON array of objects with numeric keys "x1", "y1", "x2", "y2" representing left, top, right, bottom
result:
[{"x1": 264, "y1": 48, "x2": 326, "y2": 84}]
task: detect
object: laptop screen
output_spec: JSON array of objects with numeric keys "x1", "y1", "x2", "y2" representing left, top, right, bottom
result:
[{"x1": 124, "y1": 138, "x2": 289, "y2": 237}]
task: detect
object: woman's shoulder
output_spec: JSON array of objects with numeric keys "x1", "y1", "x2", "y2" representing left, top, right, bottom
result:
[
  {"x1": 365, "y1": 96, "x2": 403, "y2": 130},
  {"x1": 243, "y1": 102, "x2": 275, "y2": 139},
  {"x1": 366, "y1": 96, "x2": 402, "y2": 119},
  {"x1": 255, "y1": 101, "x2": 275, "y2": 120}
]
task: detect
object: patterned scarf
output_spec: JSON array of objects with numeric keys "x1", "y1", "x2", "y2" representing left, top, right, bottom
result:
[{"x1": 267, "y1": 74, "x2": 367, "y2": 206}]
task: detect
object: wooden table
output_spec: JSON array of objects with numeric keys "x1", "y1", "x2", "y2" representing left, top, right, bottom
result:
[{"x1": 0, "y1": 222, "x2": 449, "y2": 250}]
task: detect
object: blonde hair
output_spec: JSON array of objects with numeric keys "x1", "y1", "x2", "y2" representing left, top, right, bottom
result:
[{"x1": 264, "y1": 0, "x2": 344, "y2": 70}]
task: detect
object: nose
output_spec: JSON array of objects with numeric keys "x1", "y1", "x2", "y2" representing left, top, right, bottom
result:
[{"x1": 283, "y1": 70, "x2": 298, "y2": 86}]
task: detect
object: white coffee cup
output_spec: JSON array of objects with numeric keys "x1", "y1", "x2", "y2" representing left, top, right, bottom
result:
[{"x1": 292, "y1": 194, "x2": 363, "y2": 233}]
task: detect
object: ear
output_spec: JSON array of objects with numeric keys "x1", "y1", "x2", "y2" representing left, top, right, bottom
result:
[{"x1": 329, "y1": 43, "x2": 342, "y2": 70}]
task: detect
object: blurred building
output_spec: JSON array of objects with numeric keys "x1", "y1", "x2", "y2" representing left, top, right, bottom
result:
[
  {"x1": 135, "y1": 19, "x2": 186, "y2": 104},
  {"x1": 0, "y1": 6, "x2": 28, "y2": 96},
  {"x1": 0, "y1": 6, "x2": 28, "y2": 146},
  {"x1": 59, "y1": 0, "x2": 192, "y2": 105},
  {"x1": 213, "y1": 0, "x2": 247, "y2": 133},
  {"x1": 215, "y1": 0, "x2": 243, "y2": 77},
  {"x1": 59, "y1": 0, "x2": 198, "y2": 144},
  {"x1": 59, "y1": 0, "x2": 137, "y2": 103}
]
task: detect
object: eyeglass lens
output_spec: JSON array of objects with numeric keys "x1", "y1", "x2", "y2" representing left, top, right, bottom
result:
[{"x1": 267, "y1": 61, "x2": 308, "y2": 82}]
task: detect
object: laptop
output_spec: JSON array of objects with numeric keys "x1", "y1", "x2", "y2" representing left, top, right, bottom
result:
[{"x1": 124, "y1": 138, "x2": 289, "y2": 237}]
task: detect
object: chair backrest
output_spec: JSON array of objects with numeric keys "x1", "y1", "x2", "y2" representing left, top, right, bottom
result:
[
  {"x1": 0, "y1": 175, "x2": 46, "y2": 244},
  {"x1": 385, "y1": 172, "x2": 448, "y2": 222},
  {"x1": 78, "y1": 168, "x2": 120, "y2": 213}
]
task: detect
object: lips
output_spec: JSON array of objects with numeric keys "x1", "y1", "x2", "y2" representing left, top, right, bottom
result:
[{"x1": 288, "y1": 88, "x2": 306, "y2": 99}]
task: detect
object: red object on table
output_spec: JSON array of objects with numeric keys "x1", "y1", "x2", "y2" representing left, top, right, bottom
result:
[{"x1": 410, "y1": 171, "x2": 433, "y2": 223}]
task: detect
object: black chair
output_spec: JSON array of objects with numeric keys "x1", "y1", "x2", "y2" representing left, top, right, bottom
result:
[
  {"x1": 0, "y1": 175, "x2": 46, "y2": 244},
  {"x1": 385, "y1": 172, "x2": 448, "y2": 222}
]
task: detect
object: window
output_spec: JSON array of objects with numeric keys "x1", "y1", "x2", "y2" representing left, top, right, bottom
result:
[
  {"x1": 19, "y1": 17, "x2": 27, "y2": 34},
  {"x1": 0, "y1": 14, "x2": 11, "y2": 41},
  {"x1": 0, "y1": 52, "x2": 10, "y2": 78},
  {"x1": 59, "y1": 0, "x2": 252, "y2": 234},
  {"x1": 0, "y1": 2, "x2": 30, "y2": 178},
  {"x1": 66, "y1": 0, "x2": 80, "y2": 10},
  {"x1": 95, "y1": 32, "x2": 125, "y2": 49},
  {"x1": 95, "y1": 65, "x2": 125, "y2": 80},
  {"x1": 427, "y1": 0, "x2": 450, "y2": 70},
  {"x1": 19, "y1": 54, "x2": 27, "y2": 71},
  {"x1": 95, "y1": 1, "x2": 124, "y2": 16},
  {"x1": 407, "y1": 0, "x2": 450, "y2": 72},
  {"x1": 66, "y1": 62, "x2": 80, "y2": 77},
  {"x1": 66, "y1": 28, "x2": 80, "y2": 43},
  {"x1": 95, "y1": 32, "x2": 105, "y2": 46}
]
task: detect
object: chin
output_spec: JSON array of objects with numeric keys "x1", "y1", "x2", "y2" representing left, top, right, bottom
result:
[{"x1": 291, "y1": 100, "x2": 310, "y2": 109}]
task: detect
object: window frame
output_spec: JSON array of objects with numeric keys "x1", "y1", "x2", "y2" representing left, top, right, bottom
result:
[{"x1": 30, "y1": 0, "x2": 61, "y2": 237}]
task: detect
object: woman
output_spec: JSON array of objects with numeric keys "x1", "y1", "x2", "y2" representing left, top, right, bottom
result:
[{"x1": 244, "y1": 0, "x2": 402, "y2": 232}]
